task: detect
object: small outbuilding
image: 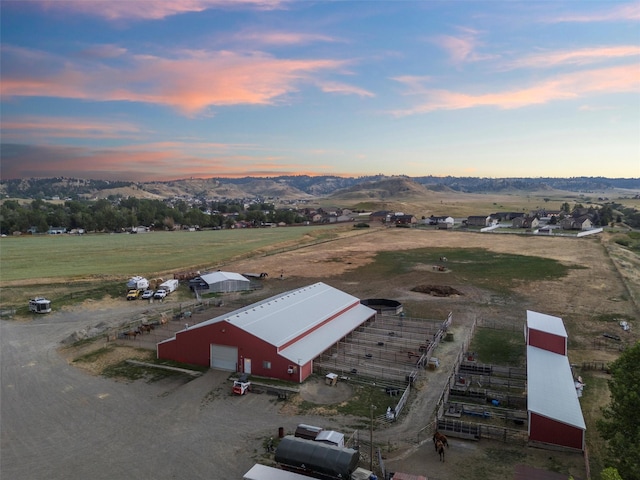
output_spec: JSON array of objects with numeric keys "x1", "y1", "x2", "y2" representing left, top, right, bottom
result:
[
  {"x1": 526, "y1": 310, "x2": 585, "y2": 451},
  {"x1": 189, "y1": 271, "x2": 251, "y2": 293}
]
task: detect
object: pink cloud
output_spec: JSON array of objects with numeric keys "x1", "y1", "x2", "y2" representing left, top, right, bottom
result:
[
  {"x1": 391, "y1": 64, "x2": 639, "y2": 115},
  {"x1": 505, "y1": 46, "x2": 640, "y2": 69},
  {"x1": 431, "y1": 28, "x2": 496, "y2": 65},
  {"x1": 1, "y1": 116, "x2": 144, "y2": 140},
  {"x1": 1, "y1": 141, "x2": 349, "y2": 182},
  {"x1": 317, "y1": 81, "x2": 374, "y2": 97},
  {"x1": 1, "y1": 46, "x2": 352, "y2": 115},
  {"x1": 235, "y1": 31, "x2": 339, "y2": 46},
  {"x1": 36, "y1": 0, "x2": 286, "y2": 21}
]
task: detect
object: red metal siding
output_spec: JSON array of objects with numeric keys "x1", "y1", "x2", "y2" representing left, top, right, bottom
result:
[
  {"x1": 527, "y1": 329, "x2": 566, "y2": 355},
  {"x1": 157, "y1": 321, "x2": 314, "y2": 382},
  {"x1": 529, "y1": 412, "x2": 584, "y2": 450}
]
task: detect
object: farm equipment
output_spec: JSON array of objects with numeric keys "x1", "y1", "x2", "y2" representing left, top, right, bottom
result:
[{"x1": 232, "y1": 374, "x2": 251, "y2": 395}]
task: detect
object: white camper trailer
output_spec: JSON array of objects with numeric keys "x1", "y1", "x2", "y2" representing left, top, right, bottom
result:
[
  {"x1": 29, "y1": 297, "x2": 52, "y2": 314},
  {"x1": 126, "y1": 276, "x2": 150, "y2": 290}
]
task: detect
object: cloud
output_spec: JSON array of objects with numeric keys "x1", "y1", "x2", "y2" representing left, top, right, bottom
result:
[
  {"x1": 35, "y1": 0, "x2": 286, "y2": 21},
  {"x1": 1, "y1": 116, "x2": 144, "y2": 140},
  {"x1": 317, "y1": 81, "x2": 374, "y2": 97},
  {"x1": 1, "y1": 45, "x2": 353, "y2": 115},
  {"x1": 0, "y1": 142, "x2": 351, "y2": 181},
  {"x1": 234, "y1": 31, "x2": 340, "y2": 46},
  {"x1": 430, "y1": 28, "x2": 497, "y2": 65},
  {"x1": 504, "y1": 46, "x2": 640, "y2": 70},
  {"x1": 77, "y1": 44, "x2": 128, "y2": 59},
  {"x1": 548, "y1": 3, "x2": 640, "y2": 23},
  {"x1": 391, "y1": 64, "x2": 639, "y2": 115}
]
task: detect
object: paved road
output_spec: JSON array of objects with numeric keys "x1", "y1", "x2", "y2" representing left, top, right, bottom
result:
[{"x1": 1, "y1": 301, "x2": 469, "y2": 480}]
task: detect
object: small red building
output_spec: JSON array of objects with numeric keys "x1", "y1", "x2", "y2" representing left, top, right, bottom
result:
[
  {"x1": 157, "y1": 282, "x2": 376, "y2": 383},
  {"x1": 526, "y1": 310, "x2": 585, "y2": 451}
]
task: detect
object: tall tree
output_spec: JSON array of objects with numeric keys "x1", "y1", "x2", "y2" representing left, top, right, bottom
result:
[{"x1": 597, "y1": 341, "x2": 640, "y2": 480}]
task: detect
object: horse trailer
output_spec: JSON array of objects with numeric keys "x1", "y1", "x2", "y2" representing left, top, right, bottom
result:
[{"x1": 29, "y1": 297, "x2": 52, "y2": 314}]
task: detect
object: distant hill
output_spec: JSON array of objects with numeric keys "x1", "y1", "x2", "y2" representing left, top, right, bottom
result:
[{"x1": 1, "y1": 175, "x2": 638, "y2": 202}]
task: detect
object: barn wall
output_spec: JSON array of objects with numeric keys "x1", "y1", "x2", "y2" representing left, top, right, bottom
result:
[
  {"x1": 158, "y1": 322, "x2": 313, "y2": 382},
  {"x1": 529, "y1": 412, "x2": 584, "y2": 450},
  {"x1": 527, "y1": 329, "x2": 566, "y2": 355}
]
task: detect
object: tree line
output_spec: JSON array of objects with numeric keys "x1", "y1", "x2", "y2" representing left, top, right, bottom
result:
[{"x1": 0, "y1": 197, "x2": 306, "y2": 235}]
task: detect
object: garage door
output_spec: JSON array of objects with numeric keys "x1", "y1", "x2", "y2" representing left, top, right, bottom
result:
[{"x1": 210, "y1": 344, "x2": 237, "y2": 371}]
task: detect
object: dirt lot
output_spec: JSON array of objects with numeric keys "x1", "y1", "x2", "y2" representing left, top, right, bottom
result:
[{"x1": 2, "y1": 227, "x2": 638, "y2": 480}]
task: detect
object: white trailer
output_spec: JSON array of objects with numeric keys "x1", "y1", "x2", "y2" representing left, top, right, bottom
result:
[
  {"x1": 29, "y1": 297, "x2": 52, "y2": 314},
  {"x1": 127, "y1": 276, "x2": 149, "y2": 290},
  {"x1": 159, "y1": 279, "x2": 179, "y2": 294}
]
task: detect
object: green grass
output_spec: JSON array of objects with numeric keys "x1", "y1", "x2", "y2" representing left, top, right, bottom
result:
[
  {"x1": 0, "y1": 226, "x2": 339, "y2": 283},
  {"x1": 348, "y1": 247, "x2": 572, "y2": 294},
  {"x1": 469, "y1": 328, "x2": 526, "y2": 366}
]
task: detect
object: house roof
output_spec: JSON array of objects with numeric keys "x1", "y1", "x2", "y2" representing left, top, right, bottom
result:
[
  {"x1": 527, "y1": 345, "x2": 586, "y2": 430},
  {"x1": 526, "y1": 310, "x2": 567, "y2": 338},
  {"x1": 184, "y1": 282, "x2": 376, "y2": 364},
  {"x1": 198, "y1": 271, "x2": 249, "y2": 284}
]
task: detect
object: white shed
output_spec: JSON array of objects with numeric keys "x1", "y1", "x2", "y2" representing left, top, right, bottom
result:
[{"x1": 189, "y1": 271, "x2": 251, "y2": 293}]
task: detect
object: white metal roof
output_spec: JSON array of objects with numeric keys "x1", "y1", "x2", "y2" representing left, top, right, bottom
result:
[
  {"x1": 279, "y1": 303, "x2": 375, "y2": 365},
  {"x1": 527, "y1": 345, "x2": 586, "y2": 430},
  {"x1": 526, "y1": 310, "x2": 567, "y2": 337},
  {"x1": 185, "y1": 283, "x2": 376, "y2": 364},
  {"x1": 243, "y1": 463, "x2": 313, "y2": 480},
  {"x1": 199, "y1": 271, "x2": 249, "y2": 284}
]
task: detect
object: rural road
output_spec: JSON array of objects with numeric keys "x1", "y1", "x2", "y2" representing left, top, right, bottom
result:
[{"x1": 1, "y1": 299, "x2": 464, "y2": 479}]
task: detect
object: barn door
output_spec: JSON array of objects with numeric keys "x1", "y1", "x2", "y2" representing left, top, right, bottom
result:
[{"x1": 243, "y1": 358, "x2": 252, "y2": 374}]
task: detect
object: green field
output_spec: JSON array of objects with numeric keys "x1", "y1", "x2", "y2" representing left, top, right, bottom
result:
[{"x1": 0, "y1": 226, "x2": 341, "y2": 283}]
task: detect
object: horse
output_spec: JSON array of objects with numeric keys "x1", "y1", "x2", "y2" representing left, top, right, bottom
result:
[
  {"x1": 433, "y1": 431, "x2": 449, "y2": 449},
  {"x1": 435, "y1": 439, "x2": 445, "y2": 462}
]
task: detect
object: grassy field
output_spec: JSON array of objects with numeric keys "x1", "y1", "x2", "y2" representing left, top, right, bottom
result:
[{"x1": 0, "y1": 225, "x2": 343, "y2": 284}]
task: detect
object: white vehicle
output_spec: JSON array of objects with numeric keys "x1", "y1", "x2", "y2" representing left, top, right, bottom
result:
[
  {"x1": 29, "y1": 297, "x2": 52, "y2": 314},
  {"x1": 153, "y1": 289, "x2": 167, "y2": 299},
  {"x1": 158, "y1": 279, "x2": 178, "y2": 294},
  {"x1": 126, "y1": 276, "x2": 149, "y2": 291},
  {"x1": 141, "y1": 289, "x2": 154, "y2": 299}
]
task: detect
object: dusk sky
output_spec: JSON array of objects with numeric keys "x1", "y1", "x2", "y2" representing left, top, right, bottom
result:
[{"x1": 1, "y1": 1, "x2": 639, "y2": 182}]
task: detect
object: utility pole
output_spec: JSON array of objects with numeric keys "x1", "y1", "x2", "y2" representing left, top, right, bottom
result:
[{"x1": 369, "y1": 404, "x2": 375, "y2": 471}]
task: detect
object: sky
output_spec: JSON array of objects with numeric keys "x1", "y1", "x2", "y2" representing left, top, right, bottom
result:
[{"x1": 1, "y1": 1, "x2": 639, "y2": 182}]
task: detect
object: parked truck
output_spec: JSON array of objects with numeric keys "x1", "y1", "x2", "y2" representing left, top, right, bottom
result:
[{"x1": 126, "y1": 276, "x2": 150, "y2": 300}]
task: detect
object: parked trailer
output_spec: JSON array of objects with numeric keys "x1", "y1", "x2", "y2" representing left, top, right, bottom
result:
[
  {"x1": 126, "y1": 276, "x2": 150, "y2": 291},
  {"x1": 159, "y1": 279, "x2": 179, "y2": 294},
  {"x1": 29, "y1": 297, "x2": 51, "y2": 314}
]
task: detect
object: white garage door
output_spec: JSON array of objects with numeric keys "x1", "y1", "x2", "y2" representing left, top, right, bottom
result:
[{"x1": 210, "y1": 344, "x2": 237, "y2": 371}]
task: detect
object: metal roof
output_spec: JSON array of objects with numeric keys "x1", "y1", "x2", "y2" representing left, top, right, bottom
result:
[
  {"x1": 526, "y1": 310, "x2": 567, "y2": 337},
  {"x1": 527, "y1": 345, "x2": 586, "y2": 430},
  {"x1": 243, "y1": 463, "x2": 313, "y2": 480},
  {"x1": 185, "y1": 282, "x2": 376, "y2": 364},
  {"x1": 198, "y1": 271, "x2": 249, "y2": 284},
  {"x1": 279, "y1": 303, "x2": 374, "y2": 365}
]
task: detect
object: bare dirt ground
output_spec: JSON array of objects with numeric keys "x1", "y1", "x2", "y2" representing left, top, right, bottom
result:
[{"x1": 3, "y1": 226, "x2": 639, "y2": 480}]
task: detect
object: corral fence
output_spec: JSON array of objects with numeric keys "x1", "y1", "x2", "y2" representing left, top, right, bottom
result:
[
  {"x1": 436, "y1": 418, "x2": 528, "y2": 445},
  {"x1": 315, "y1": 312, "x2": 453, "y2": 424},
  {"x1": 105, "y1": 299, "x2": 221, "y2": 345}
]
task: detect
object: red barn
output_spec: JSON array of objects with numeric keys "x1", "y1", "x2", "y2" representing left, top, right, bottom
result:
[
  {"x1": 157, "y1": 282, "x2": 376, "y2": 383},
  {"x1": 526, "y1": 311, "x2": 585, "y2": 451},
  {"x1": 525, "y1": 310, "x2": 567, "y2": 355}
]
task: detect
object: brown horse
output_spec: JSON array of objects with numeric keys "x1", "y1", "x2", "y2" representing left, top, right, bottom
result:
[
  {"x1": 435, "y1": 439, "x2": 445, "y2": 462},
  {"x1": 433, "y1": 431, "x2": 449, "y2": 449}
]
